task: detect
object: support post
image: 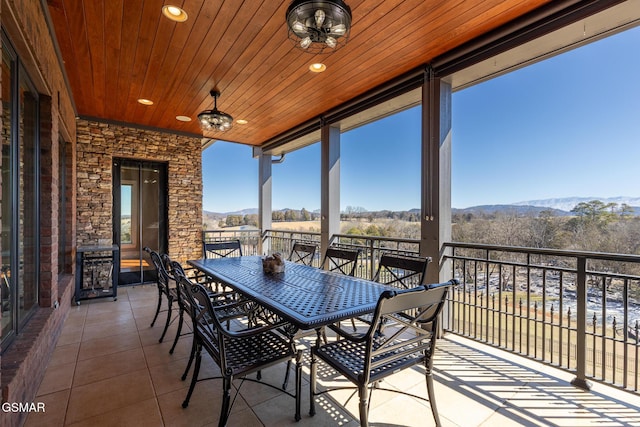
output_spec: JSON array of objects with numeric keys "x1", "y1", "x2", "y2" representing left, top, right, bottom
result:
[
  {"x1": 320, "y1": 122, "x2": 341, "y2": 261},
  {"x1": 421, "y1": 66, "x2": 453, "y2": 284},
  {"x1": 257, "y1": 148, "x2": 272, "y2": 255},
  {"x1": 571, "y1": 256, "x2": 591, "y2": 390}
]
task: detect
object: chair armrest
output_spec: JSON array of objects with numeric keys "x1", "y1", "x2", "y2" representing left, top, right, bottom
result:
[
  {"x1": 326, "y1": 322, "x2": 368, "y2": 343},
  {"x1": 217, "y1": 316, "x2": 291, "y2": 339}
]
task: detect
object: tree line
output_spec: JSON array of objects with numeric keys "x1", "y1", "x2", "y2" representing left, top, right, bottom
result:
[
  {"x1": 453, "y1": 200, "x2": 640, "y2": 255},
  {"x1": 210, "y1": 200, "x2": 640, "y2": 259}
]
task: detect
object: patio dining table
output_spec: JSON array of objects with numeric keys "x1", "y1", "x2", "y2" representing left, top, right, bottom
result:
[{"x1": 187, "y1": 255, "x2": 393, "y2": 332}]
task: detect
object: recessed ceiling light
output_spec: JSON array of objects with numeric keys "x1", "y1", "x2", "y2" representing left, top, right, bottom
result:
[
  {"x1": 176, "y1": 115, "x2": 192, "y2": 122},
  {"x1": 309, "y1": 63, "x2": 327, "y2": 73},
  {"x1": 162, "y1": 5, "x2": 188, "y2": 22},
  {"x1": 236, "y1": 119, "x2": 248, "y2": 125},
  {"x1": 137, "y1": 98, "x2": 154, "y2": 105}
]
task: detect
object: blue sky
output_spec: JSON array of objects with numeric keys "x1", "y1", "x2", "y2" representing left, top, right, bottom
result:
[{"x1": 202, "y1": 25, "x2": 640, "y2": 213}]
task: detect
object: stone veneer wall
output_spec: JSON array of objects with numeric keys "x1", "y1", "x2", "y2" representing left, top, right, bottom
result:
[{"x1": 76, "y1": 119, "x2": 203, "y2": 264}]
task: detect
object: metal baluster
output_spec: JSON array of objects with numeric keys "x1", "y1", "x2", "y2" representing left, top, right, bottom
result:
[
  {"x1": 592, "y1": 313, "x2": 597, "y2": 378},
  {"x1": 534, "y1": 301, "x2": 539, "y2": 359},
  {"x1": 550, "y1": 304, "x2": 555, "y2": 364},
  {"x1": 612, "y1": 317, "x2": 618, "y2": 384},
  {"x1": 567, "y1": 307, "x2": 572, "y2": 369}
]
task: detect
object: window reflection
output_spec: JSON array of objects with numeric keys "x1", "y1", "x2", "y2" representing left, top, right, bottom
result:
[
  {"x1": 1, "y1": 44, "x2": 14, "y2": 343},
  {"x1": 1, "y1": 36, "x2": 40, "y2": 351}
]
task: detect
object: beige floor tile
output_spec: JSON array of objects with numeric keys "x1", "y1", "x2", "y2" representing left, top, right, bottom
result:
[
  {"x1": 77, "y1": 331, "x2": 141, "y2": 361},
  {"x1": 48, "y1": 343, "x2": 81, "y2": 368},
  {"x1": 62, "y1": 314, "x2": 87, "y2": 329},
  {"x1": 214, "y1": 407, "x2": 263, "y2": 427},
  {"x1": 24, "y1": 389, "x2": 70, "y2": 427},
  {"x1": 56, "y1": 325, "x2": 85, "y2": 347},
  {"x1": 84, "y1": 298, "x2": 132, "y2": 313},
  {"x1": 66, "y1": 397, "x2": 163, "y2": 427},
  {"x1": 138, "y1": 322, "x2": 167, "y2": 346},
  {"x1": 36, "y1": 361, "x2": 76, "y2": 396},
  {"x1": 73, "y1": 347, "x2": 147, "y2": 387},
  {"x1": 142, "y1": 333, "x2": 192, "y2": 367},
  {"x1": 65, "y1": 368, "x2": 155, "y2": 424},
  {"x1": 81, "y1": 317, "x2": 138, "y2": 341},
  {"x1": 157, "y1": 379, "x2": 226, "y2": 427},
  {"x1": 148, "y1": 356, "x2": 196, "y2": 396},
  {"x1": 133, "y1": 306, "x2": 159, "y2": 321},
  {"x1": 66, "y1": 304, "x2": 89, "y2": 318},
  {"x1": 236, "y1": 363, "x2": 293, "y2": 407}
]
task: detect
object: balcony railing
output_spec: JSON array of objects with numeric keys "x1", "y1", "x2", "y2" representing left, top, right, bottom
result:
[
  {"x1": 443, "y1": 242, "x2": 640, "y2": 393},
  {"x1": 202, "y1": 228, "x2": 640, "y2": 394}
]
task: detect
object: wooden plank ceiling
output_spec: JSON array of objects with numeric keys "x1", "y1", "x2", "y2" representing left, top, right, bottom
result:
[{"x1": 46, "y1": 0, "x2": 550, "y2": 146}]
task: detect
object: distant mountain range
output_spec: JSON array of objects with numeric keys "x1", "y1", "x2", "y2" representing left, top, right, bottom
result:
[
  {"x1": 454, "y1": 196, "x2": 640, "y2": 216},
  {"x1": 204, "y1": 197, "x2": 640, "y2": 218},
  {"x1": 513, "y1": 196, "x2": 640, "y2": 212}
]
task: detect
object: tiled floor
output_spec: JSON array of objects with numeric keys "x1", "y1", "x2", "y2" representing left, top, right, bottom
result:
[{"x1": 25, "y1": 284, "x2": 640, "y2": 427}]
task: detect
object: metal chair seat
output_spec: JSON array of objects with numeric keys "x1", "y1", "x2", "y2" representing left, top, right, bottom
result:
[{"x1": 315, "y1": 335, "x2": 428, "y2": 383}]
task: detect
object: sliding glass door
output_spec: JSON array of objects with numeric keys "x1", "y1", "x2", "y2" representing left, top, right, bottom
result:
[{"x1": 113, "y1": 159, "x2": 167, "y2": 285}]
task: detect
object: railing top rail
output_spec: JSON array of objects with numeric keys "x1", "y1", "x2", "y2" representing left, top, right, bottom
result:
[
  {"x1": 445, "y1": 241, "x2": 640, "y2": 263},
  {"x1": 333, "y1": 233, "x2": 420, "y2": 245},
  {"x1": 264, "y1": 229, "x2": 322, "y2": 237}
]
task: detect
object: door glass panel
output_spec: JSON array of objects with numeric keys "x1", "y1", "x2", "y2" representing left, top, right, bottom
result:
[
  {"x1": 140, "y1": 166, "x2": 160, "y2": 282},
  {"x1": 116, "y1": 161, "x2": 166, "y2": 285},
  {"x1": 121, "y1": 184, "x2": 132, "y2": 245}
]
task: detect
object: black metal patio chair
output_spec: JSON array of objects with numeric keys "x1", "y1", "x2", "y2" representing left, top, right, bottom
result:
[
  {"x1": 350, "y1": 253, "x2": 432, "y2": 331},
  {"x1": 202, "y1": 239, "x2": 243, "y2": 259},
  {"x1": 144, "y1": 247, "x2": 177, "y2": 344},
  {"x1": 201, "y1": 239, "x2": 243, "y2": 293},
  {"x1": 374, "y1": 253, "x2": 432, "y2": 289},
  {"x1": 180, "y1": 277, "x2": 302, "y2": 425},
  {"x1": 322, "y1": 246, "x2": 360, "y2": 276},
  {"x1": 288, "y1": 241, "x2": 317, "y2": 266},
  {"x1": 311, "y1": 280, "x2": 457, "y2": 427}
]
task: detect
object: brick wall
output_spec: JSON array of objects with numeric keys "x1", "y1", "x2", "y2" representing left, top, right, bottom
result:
[
  {"x1": 1, "y1": 1, "x2": 76, "y2": 426},
  {"x1": 76, "y1": 119, "x2": 203, "y2": 264},
  {"x1": 1, "y1": 2, "x2": 204, "y2": 424}
]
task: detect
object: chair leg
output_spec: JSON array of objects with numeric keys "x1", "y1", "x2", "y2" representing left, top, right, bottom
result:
[
  {"x1": 181, "y1": 337, "x2": 196, "y2": 381},
  {"x1": 426, "y1": 373, "x2": 442, "y2": 427},
  {"x1": 310, "y1": 350, "x2": 317, "y2": 416},
  {"x1": 218, "y1": 377, "x2": 232, "y2": 427},
  {"x1": 182, "y1": 343, "x2": 202, "y2": 408},
  {"x1": 150, "y1": 288, "x2": 162, "y2": 327},
  {"x1": 169, "y1": 307, "x2": 184, "y2": 354},
  {"x1": 282, "y1": 360, "x2": 291, "y2": 390},
  {"x1": 294, "y1": 351, "x2": 302, "y2": 421},
  {"x1": 159, "y1": 297, "x2": 173, "y2": 343},
  {"x1": 358, "y1": 384, "x2": 369, "y2": 427}
]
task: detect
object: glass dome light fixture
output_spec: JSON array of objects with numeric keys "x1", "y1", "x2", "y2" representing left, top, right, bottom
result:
[
  {"x1": 198, "y1": 90, "x2": 233, "y2": 132},
  {"x1": 286, "y1": 0, "x2": 352, "y2": 54}
]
